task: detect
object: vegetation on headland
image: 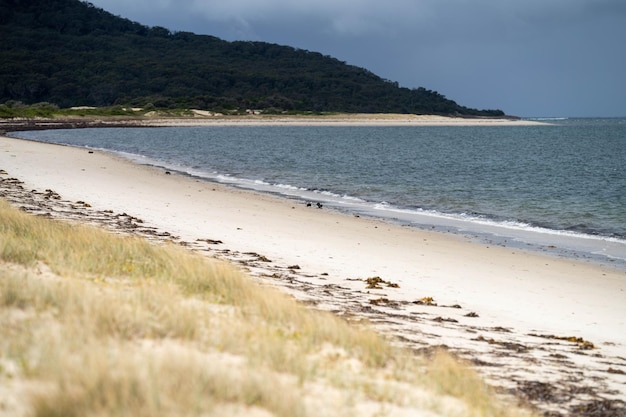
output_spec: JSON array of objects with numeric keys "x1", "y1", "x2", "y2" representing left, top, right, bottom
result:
[
  {"x1": 0, "y1": 101, "x2": 189, "y2": 119},
  {"x1": 0, "y1": 101, "x2": 336, "y2": 120},
  {"x1": 0, "y1": 0, "x2": 506, "y2": 117},
  {"x1": 0, "y1": 198, "x2": 533, "y2": 416}
]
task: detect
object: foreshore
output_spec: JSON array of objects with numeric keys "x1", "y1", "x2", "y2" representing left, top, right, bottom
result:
[
  {"x1": 1, "y1": 121, "x2": 624, "y2": 413},
  {"x1": 0, "y1": 113, "x2": 546, "y2": 134}
]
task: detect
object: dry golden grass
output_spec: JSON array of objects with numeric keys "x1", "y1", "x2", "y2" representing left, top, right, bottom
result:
[{"x1": 0, "y1": 199, "x2": 535, "y2": 417}]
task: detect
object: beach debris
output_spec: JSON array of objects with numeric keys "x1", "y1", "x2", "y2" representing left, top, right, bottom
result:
[
  {"x1": 115, "y1": 212, "x2": 147, "y2": 229},
  {"x1": 413, "y1": 296, "x2": 437, "y2": 306},
  {"x1": 363, "y1": 276, "x2": 400, "y2": 289},
  {"x1": 529, "y1": 333, "x2": 596, "y2": 350},
  {"x1": 549, "y1": 353, "x2": 568, "y2": 359},
  {"x1": 517, "y1": 381, "x2": 557, "y2": 403},
  {"x1": 197, "y1": 238, "x2": 223, "y2": 245},
  {"x1": 306, "y1": 202, "x2": 312, "y2": 207},
  {"x1": 75, "y1": 200, "x2": 91, "y2": 207},
  {"x1": 369, "y1": 297, "x2": 391, "y2": 306},
  {"x1": 572, "y1": 399, "x2": 626, "y2": 416},
  {"x1": 244, "y1": 252, "x2": 272, "y2": 262},
  {"x1": 316, "y1": 202, "x2": 323, "y2": 209},
  {"x1": 365, "y1": 276, "x2": 384, "y2": 289},
  {"x1": 475, "y1": 336, "x2": 529, "y2": 353},
  {"x1": 262, "y1": 272, "x2": 282, "y2": 279},
  {"x1": 287, "y1": 264, "x2": 301, "y2": 270},
  {"x1": 516, "y1": 383, "x2": 626, "y2": 416},
  {"x1": 44, "y1": 189, "x2": 61, "y2": 200},
  {"x1": 464, "y1": 312, "x2": 479, "y2": 318},
  {"x1": 432, "y1": 316, "x2": 458, "y2": 323},
  {"x1": 491, "y1": 327, "x2": 511, "y2": 333},
  {"x1": 165, "y1": 171, "x2": 171, "y2": 175}
]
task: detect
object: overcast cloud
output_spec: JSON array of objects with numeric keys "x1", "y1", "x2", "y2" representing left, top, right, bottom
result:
[{"x1": 88, "y1": 0, "x2": 626, "y2": 117}]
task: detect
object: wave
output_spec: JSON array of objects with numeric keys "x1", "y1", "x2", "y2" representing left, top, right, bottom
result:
[{"x1": 527, "y1": 117, "x2": 569, "y2": 121}]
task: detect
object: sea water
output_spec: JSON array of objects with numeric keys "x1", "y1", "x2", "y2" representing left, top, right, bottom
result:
[{"x1": 11, "y1": 118, "x2": 626, "y2": 269}]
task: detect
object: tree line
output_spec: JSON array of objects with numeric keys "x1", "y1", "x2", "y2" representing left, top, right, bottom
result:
[{"x1": 0, "y1": 0, "x2": 505, "y2": 116}]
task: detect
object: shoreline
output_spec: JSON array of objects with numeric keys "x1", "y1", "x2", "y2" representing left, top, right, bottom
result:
[
  {"x1": 0, "y1": 113, "x2": 547, "y2": 134},
  {"x1": 1, "y1": 132, "x2": 625, "y2": 414},
  {"x1": 7, "y1": 116, "x2": 624, "y2": 272}
]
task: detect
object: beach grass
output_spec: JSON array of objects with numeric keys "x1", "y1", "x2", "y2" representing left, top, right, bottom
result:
[{"x1": 0, "y1": 199, "x2": 534, "y2": 417}]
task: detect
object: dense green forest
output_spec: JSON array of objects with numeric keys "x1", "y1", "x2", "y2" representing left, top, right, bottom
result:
[{"x1": 0, "y1": 0, "x2": 505, "y2": 116}]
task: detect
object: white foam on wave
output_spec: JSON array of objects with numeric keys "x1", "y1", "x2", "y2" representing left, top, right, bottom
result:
[
  {"x1": 360, "y1": 200, "x2": 626, "y2": 265},
  {"x1": 528, "y1": 117, "x2": 568, "y2": 121},
  {"x1": 314, "y1": 190, "x2": 340, "y2": 197},
  {"x1": 275, "y1": 183, "x2": 307, "y2": 191},
  {"x1": 341, "y1": 195, "x2": 365, "y2": 202},
  {"x1": 372, "y1": 201, "x2": 625, "y2": 244}
]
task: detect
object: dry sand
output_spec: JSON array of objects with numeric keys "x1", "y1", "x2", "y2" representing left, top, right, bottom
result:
[
  {"x1": 0, "y1": 113, "x2": 547, "y2": 134},
  {"x1": 1, "y1": 119, "x2": 624, "y2": 414},
  {"x1": 138, "y1": 113, "x2": 548, "y2": 126}
]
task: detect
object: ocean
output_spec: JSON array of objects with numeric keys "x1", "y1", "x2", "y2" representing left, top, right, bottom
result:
[{"x1": 11, "y1": 118, "x2": 626, "y2": 269}]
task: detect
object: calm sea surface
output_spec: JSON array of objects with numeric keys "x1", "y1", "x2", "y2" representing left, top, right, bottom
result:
[{"x1": 12, "y1": 118, "x2": 626, "y2": 268}]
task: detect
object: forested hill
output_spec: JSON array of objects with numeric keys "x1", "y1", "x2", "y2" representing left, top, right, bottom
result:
[{"x1": 0, "y1": 0, "x2": 505, "y2": 116}]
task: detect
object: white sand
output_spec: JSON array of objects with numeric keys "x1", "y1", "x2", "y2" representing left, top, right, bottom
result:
[
  {"x1": 133, "y1": 113, "x2": 548, "y2": 126},
  {"x1": 1, "y1": 131, "x2": 625, "y2": 404}
]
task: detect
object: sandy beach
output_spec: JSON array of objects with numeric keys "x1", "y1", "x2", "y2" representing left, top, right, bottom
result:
[
  {"x1": 137, "y1": 113, "x2": 548, "y2": 126},
  {"x1": 1, "y1": 122, "x2": 624, "y2": 413},
  {"x1": 0, "y1": 113, "x2": 547, "y2": 135}
]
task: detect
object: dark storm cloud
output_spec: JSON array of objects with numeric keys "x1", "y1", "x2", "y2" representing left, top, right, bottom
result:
[{"x1": 89, "y1": 0, "x2": 626, "y2": 116}]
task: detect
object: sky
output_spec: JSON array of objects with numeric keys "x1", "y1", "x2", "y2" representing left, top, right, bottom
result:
[{"x1": 87, "y1": 0, "x2": 626, "y2": 117}]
